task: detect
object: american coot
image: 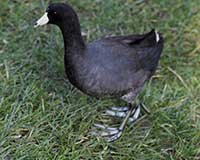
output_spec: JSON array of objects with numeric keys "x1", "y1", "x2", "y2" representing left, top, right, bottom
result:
[{"x1": 34, "y1": 3, "x2": 164, "y2": 142}]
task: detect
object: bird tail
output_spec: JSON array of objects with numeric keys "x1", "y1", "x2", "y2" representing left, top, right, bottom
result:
[
  {"x1": 137, "y1": 29, "x2": 164, "y2": 75},
  {"x1": 133, "y1": 29, "x2": 162, "y2": 47}
]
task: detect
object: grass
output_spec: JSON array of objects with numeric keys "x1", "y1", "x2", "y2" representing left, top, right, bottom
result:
[{"x1": 0, "y1": 0, "x2": 200, "y2": 159}]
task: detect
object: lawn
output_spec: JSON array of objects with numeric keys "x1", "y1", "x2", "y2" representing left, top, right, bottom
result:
[{"x1": 0, "y1": 0, "x2": 200, "y2": 159}]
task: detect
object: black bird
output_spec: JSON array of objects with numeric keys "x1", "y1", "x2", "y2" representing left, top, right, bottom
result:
[{"x1": 34, "y1": 3, "x2": 164, "y2": 142}]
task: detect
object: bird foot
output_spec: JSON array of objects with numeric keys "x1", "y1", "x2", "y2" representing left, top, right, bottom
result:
[
  {"x1": 104, "y1": 104, "x2": 141, "y2": 122},
  {"x1": 91, "y1": 105, "x2": 141, "y2": 142},
  {"x1": 90, "y1": 123, "x2": 122, "y2": 142}
]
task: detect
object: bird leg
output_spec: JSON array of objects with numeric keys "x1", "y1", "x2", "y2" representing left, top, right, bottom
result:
[
  {"x1": 91, "y1": 103, "x2": 143, "y2": 142},
  {"x1": 104, "y1": 103, "x2": 149, "y2": 122}
]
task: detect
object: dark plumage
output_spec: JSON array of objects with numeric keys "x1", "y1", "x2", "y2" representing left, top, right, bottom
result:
[{"x1": 34, "y1": 3, "x2": 164, "y2": 141}]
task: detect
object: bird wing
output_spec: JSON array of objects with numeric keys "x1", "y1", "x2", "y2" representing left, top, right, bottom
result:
[{"x1": 105, "y1": 29, "x2": 161, "y2": 48}]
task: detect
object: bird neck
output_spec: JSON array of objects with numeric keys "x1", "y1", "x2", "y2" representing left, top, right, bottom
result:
[{"x1": 59, "y1": 19, "x2": 85, "y2": 54}]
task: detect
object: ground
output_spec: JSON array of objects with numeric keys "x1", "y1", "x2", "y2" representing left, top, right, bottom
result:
[{"x1": 0, "y1": 0, "x2": 200, "y2": 159}]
